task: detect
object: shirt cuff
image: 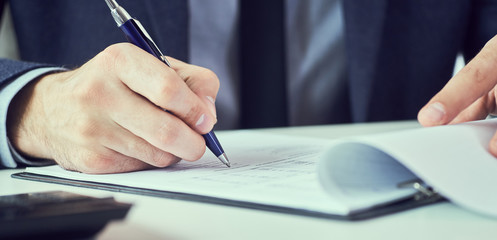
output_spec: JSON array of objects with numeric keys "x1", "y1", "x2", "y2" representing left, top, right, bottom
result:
[{"x1": 0, "y1": 67, "x2": 65, "y2": 168}]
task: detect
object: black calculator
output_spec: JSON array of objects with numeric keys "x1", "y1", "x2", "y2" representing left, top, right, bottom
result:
[{"x1": 0, "y1": 191, "x2": 132, "y2": 239}]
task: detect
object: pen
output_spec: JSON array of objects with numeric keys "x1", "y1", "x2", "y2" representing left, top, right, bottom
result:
[{"x1": 104, "y1": 0, "x2": 230, "y2": 167}]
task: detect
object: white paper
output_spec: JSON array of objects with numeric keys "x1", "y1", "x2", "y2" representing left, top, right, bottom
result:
[
  {"x1": 28, "y1": 119, "x2": 497, "y2": 218},
  {"x1": 319, "y1": 119, "x2": 497, "y2": 217},
  {"x1": 26, "y1": 131, "x2": 354, "y2": 215}
]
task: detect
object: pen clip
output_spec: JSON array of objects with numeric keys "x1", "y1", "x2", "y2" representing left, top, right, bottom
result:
[{"x1": 133, "y1": 19, "x2": 171, "y2": 67}]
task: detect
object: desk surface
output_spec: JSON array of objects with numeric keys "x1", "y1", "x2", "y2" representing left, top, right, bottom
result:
[{"x1": 2, "y1": 121, "x2": 497, "y2": 240}]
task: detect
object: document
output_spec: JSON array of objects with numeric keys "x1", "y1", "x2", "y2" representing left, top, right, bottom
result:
[
  {"x1": 24, "y1": 132, "x2": 357, "y2": 216},
  {"x1": 18, "y1": 119, "x2": 497, "y2": 219}
]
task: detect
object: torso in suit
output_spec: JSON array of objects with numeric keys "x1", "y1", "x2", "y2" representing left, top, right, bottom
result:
[{"x1": 1, "y1": 0, "x2": 497, "y2": 125}]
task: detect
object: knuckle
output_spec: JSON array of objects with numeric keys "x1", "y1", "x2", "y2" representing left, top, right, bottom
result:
[
  {"x1": 71, "y1": 74, "x2": 117, "y2": 111},
  {"x1": 156, "y1": 121, "x2": 181, "y2": 147},
  {"x1": 74, "y1": 78, "x2": 106, "y2": 105},
  {"x1": 97, "y1": 43, "x2": 132, "y2": 72},
  {"x1": 199, "y1": 68, "x2": 220, "y2": 90},
  {"x1": 155, "y1": 80, "x2": 180, "y2": 104},
  {"x1": 102, "y1": 43, "x2": 130, "y2": 59},
  {"x1": 460, "y1": 64, "x2": 484, "y2": 85}
]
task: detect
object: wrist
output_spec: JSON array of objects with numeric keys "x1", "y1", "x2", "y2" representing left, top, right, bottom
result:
[{"x1": 6, "y1": 71, "x2": 64, "y2": 160}]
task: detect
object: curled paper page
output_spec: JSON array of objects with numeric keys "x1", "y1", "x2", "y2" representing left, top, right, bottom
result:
[
  {"x1": 318, "y1": 142, "x2": 418, "y2": 212},
  {"x1": 318, "y1": 119, "x2": 497, "y2": 218}
]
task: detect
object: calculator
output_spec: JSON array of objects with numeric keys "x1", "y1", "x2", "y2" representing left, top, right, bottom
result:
[{"x1": 0, "y1": 191, "x2": 132, "y2": 239}]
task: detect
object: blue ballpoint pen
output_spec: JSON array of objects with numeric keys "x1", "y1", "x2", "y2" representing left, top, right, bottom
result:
[{"x1": 104, "y1": 0, "x2": 230, "y2": 167}]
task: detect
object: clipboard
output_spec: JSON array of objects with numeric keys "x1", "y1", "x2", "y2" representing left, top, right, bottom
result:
[{"x1": 11, "y1": 172, "x2": 444, "y2": 221}]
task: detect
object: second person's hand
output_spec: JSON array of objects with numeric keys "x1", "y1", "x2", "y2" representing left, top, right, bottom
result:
[{"x1": 418, "y1": 35, "x2": 497, "y2": 157}]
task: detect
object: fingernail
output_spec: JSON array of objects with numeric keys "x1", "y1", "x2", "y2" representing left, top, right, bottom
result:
[
  {"x1": 195, "y1": 114, "x2": 214, "y2": 133},
  {"x1": 205, "y1": 96, "x2": 217, "y2": 119},
  {"x1": 421, "y1": 102, "x2": 446, "y2": 124}
]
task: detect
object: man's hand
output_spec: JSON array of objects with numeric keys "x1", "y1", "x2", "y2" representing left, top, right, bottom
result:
[
  {"x1": 418, "y1": 35, "x2": 497, "y2": 156},
  {"x1": 7, "y1": 43, "x2": 219, "y2": 174}
]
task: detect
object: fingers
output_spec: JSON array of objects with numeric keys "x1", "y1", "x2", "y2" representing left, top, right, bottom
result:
[
  {"x1": 168, "y1": 57, "x2": 220, "y2": 118},
  {"x1": 106, "y1": 87, "x2": 206, "y2": 162},
  {"x1": 59, "y1": 148, "x2": 156, "y2": 174},
  {"x1": 449, "y1": 98, "x2": 488, "y2": 124},
  {"x1": 418, "y1": 35, "x2": 497, "y2": 126},
  {"x1": 83, "y1": 152, "x2": 155, "y2": 174},
  {"x1": 449, "y1": 91, "x2": 495, "y2": 124},
  {"x1": 100, "y1": 43, "x2": 217, "y2": 134},
  {"x1": 100, "y1": 122, "x2": 181, "y2": 168}
]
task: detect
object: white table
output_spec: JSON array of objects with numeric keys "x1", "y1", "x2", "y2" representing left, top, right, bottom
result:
[{"x1": 2, "y1": 121, "x2": 497, "y2": 240}]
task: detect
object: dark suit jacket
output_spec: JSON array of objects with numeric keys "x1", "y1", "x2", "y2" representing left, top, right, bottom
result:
[{"x1": 1, "y1": 0, "x2": 497, "y2": 124}]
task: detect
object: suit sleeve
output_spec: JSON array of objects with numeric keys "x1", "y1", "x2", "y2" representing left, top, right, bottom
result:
[{"x1": 0, "y1": 58, "x2": 64, "y2": 168}]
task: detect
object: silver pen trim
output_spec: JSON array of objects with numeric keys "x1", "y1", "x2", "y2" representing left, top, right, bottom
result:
[
  {"x1": 104, "y1": 0, "x2": 118, "y2": 9},
  {"x1": 218, "y1": 153, "x2": 231, "y2": 168},
  {"x1": 104, "y1": 0, "x2": 131, "y2": 26}
]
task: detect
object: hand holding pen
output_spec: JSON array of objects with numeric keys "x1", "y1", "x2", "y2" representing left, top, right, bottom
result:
[
  {"x1": 7, "y1": 2, "x2": 225, "y2": 174},
  {"x1": 105, "y1": 0, "x2": 230, "y2": 167}
]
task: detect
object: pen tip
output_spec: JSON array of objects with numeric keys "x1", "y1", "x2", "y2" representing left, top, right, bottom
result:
[{"x1": 218, "y1": 153, "x2": 231, "y2": 168}]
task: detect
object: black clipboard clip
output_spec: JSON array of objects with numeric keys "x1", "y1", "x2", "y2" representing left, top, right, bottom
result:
[{"x1": 397, "y1": 179, "x2": 442, "y2": 201}]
